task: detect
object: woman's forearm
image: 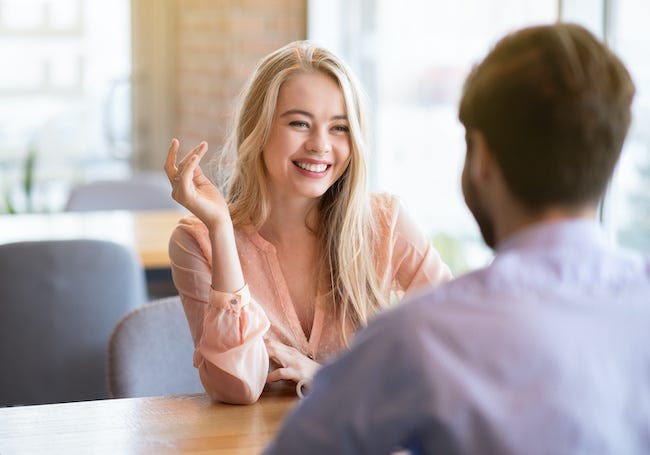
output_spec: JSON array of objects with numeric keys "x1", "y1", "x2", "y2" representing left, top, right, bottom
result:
[{"x1": 208, "y1": 221, "x2": 246, "y2": 293}]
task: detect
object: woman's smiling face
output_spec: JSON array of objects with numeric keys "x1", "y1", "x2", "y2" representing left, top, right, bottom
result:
[{"x1": 262, "y1": 71, "x2": 351, "y2": 202}]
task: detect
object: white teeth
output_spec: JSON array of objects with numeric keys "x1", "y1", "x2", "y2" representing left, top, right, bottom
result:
[{"x1": 295, "y1": 161, "x2": 328, "y2": 172}]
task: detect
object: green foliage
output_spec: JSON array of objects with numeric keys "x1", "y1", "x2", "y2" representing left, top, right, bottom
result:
[
  {"x1": 431, "y1": 232, "x2": 470, "y2": 276},
  {"x1": 2, "y1": 146, "x2": 38, "y2": 214},
  {"x1": 23, "y1": 146, "x2": 37, "y2": 213},
  {"x1": 4, "y1": 190, "x2": 17, "y2": 214}
]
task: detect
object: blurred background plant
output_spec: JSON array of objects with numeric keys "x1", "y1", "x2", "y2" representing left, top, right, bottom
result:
[
  {"x1": 3, "y1": 145, "x2": 37, "y2": 214},
  {"x1": 431, "y1": 232, "x2": 491, "y2": 277}
]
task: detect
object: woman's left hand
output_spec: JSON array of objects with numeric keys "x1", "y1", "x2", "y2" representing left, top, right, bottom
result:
[{"x1": 265, "y1": 338, "x2": 320, "y2": 384}]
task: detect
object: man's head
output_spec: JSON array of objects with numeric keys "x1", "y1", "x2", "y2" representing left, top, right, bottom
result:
[{"x1": 458, "y1": 23, "x2": 635, "y2": 247}]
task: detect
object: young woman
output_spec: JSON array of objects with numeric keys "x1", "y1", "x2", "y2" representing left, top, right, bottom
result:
[{"x1": 165, "y1": 41, "x2": 451, "y2": 404}]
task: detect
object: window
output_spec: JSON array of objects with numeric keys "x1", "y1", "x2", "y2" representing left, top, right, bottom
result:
[
  {"x1": 309, "y1": 0, "x2": 650, "y2": 274},
  {"x1": 310, "y1": 0, "x2": 557, "y2": 274},
  {"x1": 0, "y1": 0, "x2": 131, "y2": 213},
  {"x1": 602, "y1": 0, "x2": 650, "y2": 257}
]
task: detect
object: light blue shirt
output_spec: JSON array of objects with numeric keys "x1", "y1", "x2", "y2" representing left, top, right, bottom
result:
[{"x1": 265, "y1": 219, "x2": 650, "y2": 454}]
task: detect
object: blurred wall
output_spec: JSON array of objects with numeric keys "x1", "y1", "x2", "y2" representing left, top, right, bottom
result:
[{"x1": 132, "y1": 0, "x2": 307, "y2": 171}]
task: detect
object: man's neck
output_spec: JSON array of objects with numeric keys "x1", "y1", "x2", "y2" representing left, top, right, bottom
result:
[{"x1": 494, "y1": 206, "x2": 598, "y2": 248}]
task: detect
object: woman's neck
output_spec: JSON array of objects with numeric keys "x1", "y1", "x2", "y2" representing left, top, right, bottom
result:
[{"x1": 260, "y1": 198, "x2": 320, "y2": 247}]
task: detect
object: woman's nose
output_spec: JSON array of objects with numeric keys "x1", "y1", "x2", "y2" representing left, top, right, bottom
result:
[{"x1": 306, "y1": 130, "x2": 331, "y2": 154}]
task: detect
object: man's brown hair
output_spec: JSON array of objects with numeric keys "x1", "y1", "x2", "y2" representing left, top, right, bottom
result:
[{"x1": 459, "y1": 23, "x2": 635, "y2": 210}]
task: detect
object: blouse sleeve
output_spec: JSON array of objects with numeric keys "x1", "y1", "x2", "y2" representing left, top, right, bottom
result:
[
  {"x1": 390, "y1": 200, "x2": 453, "y2": 295},
  {"x1": 169, "y1": 219, "x2": 270, "y2": 404}
]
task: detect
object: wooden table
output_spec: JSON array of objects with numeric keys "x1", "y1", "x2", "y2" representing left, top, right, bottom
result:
[
  {"x1": 0, "y1": 390, "x2": 298, "y2": 454},
  {"x1": 0, "y1": 210, "x2": 186, "y2": 269}
]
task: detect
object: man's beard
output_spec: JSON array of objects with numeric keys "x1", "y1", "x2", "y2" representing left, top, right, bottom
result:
[{"x1": 462, "y1": 167, "x2": 496, "y2": 249}]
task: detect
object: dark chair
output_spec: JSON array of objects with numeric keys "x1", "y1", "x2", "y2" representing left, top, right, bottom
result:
[
  {"x1": 0, "y1": 239, "x2": 147, "y2": 407},
  {"x1": 107, "y1": 295, "x2": 204, "y2": 398}
]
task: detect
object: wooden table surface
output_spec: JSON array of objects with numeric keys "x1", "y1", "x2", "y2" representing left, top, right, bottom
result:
[
  {"x1": 0, "y1": 390, "x2": 298, "y2": 454},
  {"x1": 0, "y1": 210, "x2": 186, "y2": 269}
]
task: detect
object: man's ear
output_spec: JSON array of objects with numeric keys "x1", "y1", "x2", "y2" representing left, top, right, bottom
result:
[{"x1": 467, "y1": 130, "x2": 494, "y2": 184}]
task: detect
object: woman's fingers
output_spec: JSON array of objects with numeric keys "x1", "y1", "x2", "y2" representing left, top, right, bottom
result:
[
  {"x1": 163, "y1": 138, "x2": 180, "y2": 181},
  {"x1": 165, "y1": 139, "x2": 208, "y2": 179},
  {"x1": 177, "y1": 141, "x2": 207, "y2": 170},
  {"x1": 267, "y1": 367, "x2": 293, "y2": 383},
  {"x1": 166, "y1": 140, "x2": 209, "y2": 190},
  {"x1": 265, "y1": 338, "x2": 286, "y2": 367},
  {"x1": 265, "y1": 338, "x2": 320, "y2": 384},
  {"x1": 176, "y1": 142, "x2": 207, "y2": 183},
  {"x1": 266, "y1": 340, "x2": 293, "y2": 382},
  {"x1": 185, "y1": 142, "x2": 208, "y2": 177}
]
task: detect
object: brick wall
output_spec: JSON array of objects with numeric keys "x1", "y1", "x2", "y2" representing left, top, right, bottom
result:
[{"x1": 172, "y1": 0, "x2": 307, "y2": 152}]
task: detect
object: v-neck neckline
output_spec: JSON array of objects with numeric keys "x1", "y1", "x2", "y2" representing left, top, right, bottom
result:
[{"x1": 244, "y1": 225, "x2": 324, "y2": 356}]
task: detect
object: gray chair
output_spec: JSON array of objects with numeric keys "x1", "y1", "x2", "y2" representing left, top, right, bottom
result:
[
  {"x1": 0, "y1": 239, "x2": 147, "y2": 407},
  {"x1": 65, "y1": 173, "x2": 179, "y2": 212},
  {"x1": 107, "y1": 295, "x2": 204, "y2": 398}
]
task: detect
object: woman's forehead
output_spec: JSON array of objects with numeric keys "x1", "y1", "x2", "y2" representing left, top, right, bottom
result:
[{"x1": 275, "y1": 71, "x2": 346, "y2": 116}]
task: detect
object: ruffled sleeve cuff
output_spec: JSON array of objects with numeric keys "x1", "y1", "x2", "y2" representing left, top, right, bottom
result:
[
  {"x1": 199, "y1": 282, "x2": 270, "y2": 354},
  {"x1": 209, "y1": 283, "x2": 251, "y2": 314}
]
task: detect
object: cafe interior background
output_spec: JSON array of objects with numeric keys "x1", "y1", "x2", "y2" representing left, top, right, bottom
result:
[{"x1": 1, "y1": 0, "x2": 649, "y2": 276}]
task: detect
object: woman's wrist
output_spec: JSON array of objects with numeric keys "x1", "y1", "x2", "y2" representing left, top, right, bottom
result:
[
  {"x1": 207, "y1": 216, "x2": 235, "y2": 237},
  {"x1": 208, "y1": 218, "x2": 245, "y2": 293}
]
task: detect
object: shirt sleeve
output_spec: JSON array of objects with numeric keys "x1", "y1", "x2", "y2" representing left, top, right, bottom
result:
[
  {"x1": 391, "y1": 199, "x2": 452, "y2": 295},
  {"x1": 169, "y1": 219, "x2": 270, "y2": 404}
]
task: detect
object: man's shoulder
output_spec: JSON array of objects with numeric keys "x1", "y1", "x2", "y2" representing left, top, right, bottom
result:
[{"x1": 369, "y1": 269, "x2": 489, "y2": 336}]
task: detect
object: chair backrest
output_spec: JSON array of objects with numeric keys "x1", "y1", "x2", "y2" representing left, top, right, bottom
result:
[
  {"x1": 107, "y1": 295, "x2": 204, "y2": 398},
  {"x1": 65, "y1": 174, "x2": 179, "y2": 212},
  {"x1": 0, "y1": 239, "x2": 147, "y2": 407}
]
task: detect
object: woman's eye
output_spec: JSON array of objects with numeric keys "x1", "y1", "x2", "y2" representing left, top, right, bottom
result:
[
  {"x1": 332, "y1": 125, "x2": 349, "y2": 133},
  {"x1": 289, "y1": 121, "x2": 309, "y2": 128}
]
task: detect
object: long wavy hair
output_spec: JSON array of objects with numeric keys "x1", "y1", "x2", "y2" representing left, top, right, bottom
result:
[{"x1": 211, "y1": 41, "x2": 388, "y2": 341}]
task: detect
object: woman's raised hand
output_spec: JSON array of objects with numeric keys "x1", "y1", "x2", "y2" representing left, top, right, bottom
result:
[{"x1": 164, "y1": 138, "x2": 230, "y2": 229}]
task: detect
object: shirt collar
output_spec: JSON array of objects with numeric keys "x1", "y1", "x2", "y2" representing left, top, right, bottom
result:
[{"x1": 496, "y1": 218, "x2": 607, "y2": 255}]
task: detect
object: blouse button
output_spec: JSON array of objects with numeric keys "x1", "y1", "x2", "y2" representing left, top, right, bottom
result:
[{"x1": 230, "y1": 298, "x2": 238, "y2": 305}]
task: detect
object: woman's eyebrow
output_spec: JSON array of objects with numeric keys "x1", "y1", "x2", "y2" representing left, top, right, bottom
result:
[
  {"x1": 280, "y1": 109, "x2": 348, "y2": 121},
  {"x1": 280, "y1": 109, "x2": 313, "y2": 118}
]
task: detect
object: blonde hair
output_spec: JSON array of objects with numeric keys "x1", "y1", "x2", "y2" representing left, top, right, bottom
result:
[{"x1": 212, "y1": 41, "x2": 388, "y2": 340}]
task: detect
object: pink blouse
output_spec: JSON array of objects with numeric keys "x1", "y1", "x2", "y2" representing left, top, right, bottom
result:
[{"x1": 169, "y1": 193, "x2": 452, "y2": 404}]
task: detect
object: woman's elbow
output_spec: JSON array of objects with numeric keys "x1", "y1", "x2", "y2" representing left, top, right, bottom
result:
[{"x1": 199, "y1": 362, "x2": 263, "y2": 404}]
